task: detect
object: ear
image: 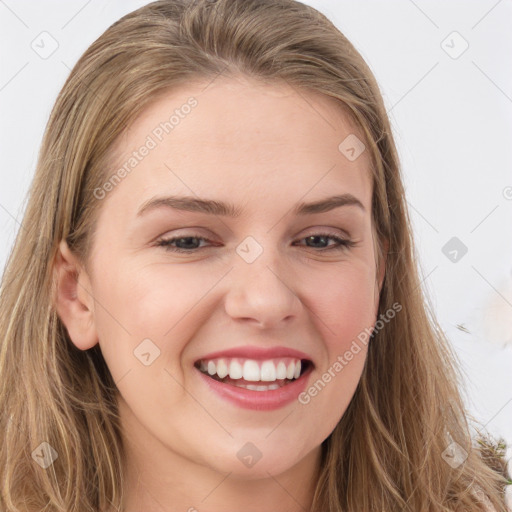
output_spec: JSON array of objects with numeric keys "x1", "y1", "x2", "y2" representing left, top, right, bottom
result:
[{"x1": 52, "y1": 239, "x2": 98, "y2": 350}]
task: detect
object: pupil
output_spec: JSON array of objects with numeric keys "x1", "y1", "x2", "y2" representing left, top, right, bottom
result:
[
  {"x1": 308, "y1": 235, "x2": 327, "y2": 248},
  {"x1": 177, "y1": 237, "x2": 199, "y2": 249}
]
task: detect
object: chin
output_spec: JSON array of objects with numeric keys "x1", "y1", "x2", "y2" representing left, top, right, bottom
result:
[{"x1": 202, "y1": 444, "x2": 308, "y2": 480}]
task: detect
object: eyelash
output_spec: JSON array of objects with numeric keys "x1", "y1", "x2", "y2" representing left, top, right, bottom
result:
[{"x1": 155, "y1": 232, "x2": 356, "y2": 254}]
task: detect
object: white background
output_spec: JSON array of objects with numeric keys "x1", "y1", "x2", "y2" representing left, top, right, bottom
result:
[{"x1": 1, "y1": 0, "x2": 511, "y2": 476}]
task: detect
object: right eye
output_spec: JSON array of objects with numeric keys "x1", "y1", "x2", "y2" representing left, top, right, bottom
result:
[{"x1": 155, "y1": 235, "x2": 212, "y2": 253}]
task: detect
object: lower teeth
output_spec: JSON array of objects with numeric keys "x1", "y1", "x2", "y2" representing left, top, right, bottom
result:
[
  {"x1": 235, "y1": 382, "x2": 281, "y2": 391},
  {"x1": 206, "y1": 372, "x2": 294, "y2": 390},
  {"x1": 232, "y1": 382, "x2": 286, "y2": 391}
]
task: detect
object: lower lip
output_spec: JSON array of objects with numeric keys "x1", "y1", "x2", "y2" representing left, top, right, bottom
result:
[{"x1": 196, "y1": 364, "x2": 313, "y2": 411}]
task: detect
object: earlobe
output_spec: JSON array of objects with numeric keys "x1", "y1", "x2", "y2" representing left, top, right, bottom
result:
[{"x1": 52, "y1": 239, "x2": 98, "y2": 351}]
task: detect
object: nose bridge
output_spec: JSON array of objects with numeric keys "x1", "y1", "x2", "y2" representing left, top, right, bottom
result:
[
  {"x1": 224, "y1": 234, "x2": 299, "y2": 326},
  {"x1": 235, "y1": 232, "x2": 292, "y2": 279}
]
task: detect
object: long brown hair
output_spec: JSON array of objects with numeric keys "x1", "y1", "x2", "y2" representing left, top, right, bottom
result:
[{"x1": 0, "y1": 0, "x2": 509, "y2": 510}]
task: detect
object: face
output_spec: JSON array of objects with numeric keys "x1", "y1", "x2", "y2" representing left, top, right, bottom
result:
[{"x1": 55, "y1": 75, "x2": 385, "y2": 484}]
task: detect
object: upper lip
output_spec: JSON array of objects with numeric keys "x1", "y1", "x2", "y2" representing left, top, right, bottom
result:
[{"x1": 195, "y1": 345, "x2": 314, "y2": 364}]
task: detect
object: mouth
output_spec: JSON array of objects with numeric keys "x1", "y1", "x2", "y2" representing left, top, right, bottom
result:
[
  {"x1": 194, "y1": 357, "x2": 313, "y2": 391},
  {"x1": 192, "y1": 346, "x2": 315, "y2": 410}
]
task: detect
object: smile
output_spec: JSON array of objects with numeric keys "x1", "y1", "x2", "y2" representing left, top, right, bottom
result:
[
  {"x1": 196, "y1": 357, "x2": 304, "y2": 383},
  {"x1": 194, "y1": 352, "x2": 314, "y2": 410}
]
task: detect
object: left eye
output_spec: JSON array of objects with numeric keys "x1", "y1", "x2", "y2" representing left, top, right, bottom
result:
[{"x1": 155, "y1": 233, "x2": 355, "y2": 253}]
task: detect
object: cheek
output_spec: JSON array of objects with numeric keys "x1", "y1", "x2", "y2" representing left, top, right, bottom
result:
[
  {"x1": 296, "y1": 265, "x2": 375, "y2": 447},
  {"x1": 91, "y1": 261, "x2": 209, "y2": 371},
  {"x1": 90, "y1": 263, "x2": 203, "y2": 418},
  {"x1": 94, "y1": 260, "x2": 192, "y2": 332},
  {"x1": 307, "y1": 262, "x2": 377, "y2": 351}
]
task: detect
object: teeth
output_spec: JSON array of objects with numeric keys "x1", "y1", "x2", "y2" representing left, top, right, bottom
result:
[
  {"x1": 243, "y1": 360, "x2": 260, "y2": 381},
  {"x1": 276, "y1": 361, "x2": 287, "y2": 380},
  {"x1": 216, "y1": 358, "x2": 229, "y2": 379},
  {"x1": 228, "y1": 360, "x2": 243, "y2": 379},
  {"x1": 260, "y1": 360, "x2": 276, "y2": 381},
  {"x1": 294, "y1": 360, "x2": 301, "y2": 379},
  {"x1": 197, "y1": 357, "x2": 305, "y2": 383},
  {"x1": 240, "y1": 383, "x2": 281, "y2": 391},
  {"x1": 286, "y1": 361, "x2": 295, "y2": 380}
]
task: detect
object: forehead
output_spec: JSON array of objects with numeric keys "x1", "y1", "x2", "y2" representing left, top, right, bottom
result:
[{"x1": 101, "y1": 75, "x2": 373, "y2": 219}]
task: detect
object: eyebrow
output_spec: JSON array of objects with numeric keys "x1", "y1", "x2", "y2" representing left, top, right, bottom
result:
[{"x1": 136, "y1": 193, "x2": 366, "y2": 218}]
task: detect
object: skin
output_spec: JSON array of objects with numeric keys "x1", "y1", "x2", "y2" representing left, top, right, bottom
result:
[{"x1": 53, "y1": 74, "x2": 386, "y2": 512}]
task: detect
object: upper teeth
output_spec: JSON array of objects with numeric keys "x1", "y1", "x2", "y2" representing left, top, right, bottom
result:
[{"x1": 198, "y1": 357, "x2": 302, "y2": 382}]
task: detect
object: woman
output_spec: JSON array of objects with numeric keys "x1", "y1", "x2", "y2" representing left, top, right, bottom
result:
[{"x1": 0, "y1": 0, "x2": 510, "y2": 510}]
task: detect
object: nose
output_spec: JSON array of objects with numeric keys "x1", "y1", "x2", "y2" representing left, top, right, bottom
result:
[{"x1": 223, "y1": 245, "x2": 301, "y2": 329}]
